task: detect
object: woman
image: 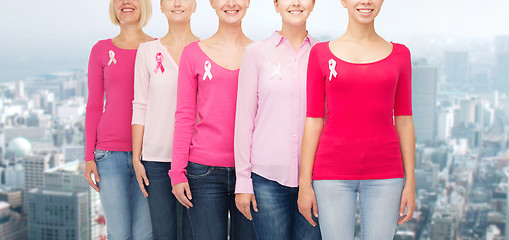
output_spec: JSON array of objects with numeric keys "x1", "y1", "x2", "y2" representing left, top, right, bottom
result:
[
  {"x1": 84, "y1": 0, "x2": 154, "y2": 239},
  {"x1": 298, "y1": 0, "x2": 416, "y2": 239},
  {"x1": 169, "y1": 0, "x2": 256, "y2": 239},
  {"x1": 234, "y1": 0, "x2": 321, "y2": 239},
  {"x1": 132, "y1": 0, "x2": 198, "y2": 239}
]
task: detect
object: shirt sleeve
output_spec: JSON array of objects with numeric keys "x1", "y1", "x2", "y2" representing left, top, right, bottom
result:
[
  {"x1": 169, "y1": 46, "x2": 197, "y2": 186},
  {"x1": 234, "y1": 46, "x2": 259, "y2": 194},
  {"x1": 132, "y1": 44, "x2": 150, "y2": 125},
  {"x1": 85, "y1": 43, "x2": 105, "y2": 162},
  {"x1": 394, "y1": 45, "x2": 413, "y2": 116},
  {"x1": 306, "y1": 44, "x2": 326, "y2": 118}
]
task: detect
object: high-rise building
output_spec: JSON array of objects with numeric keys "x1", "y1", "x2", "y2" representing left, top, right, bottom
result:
[
  {"x1": 431, "y1": 211, "x2": 455, "y2": 240},
  {"x1": 495, "y1": 36, "x2": 509, "y2": 90},
  {"x1": 27, "y1": 161, "x2": 104, "y2": 240},
  {"x1": 27, "y1": 189, "x2": 89, "y2": 240},
  {"x1": 412, "y1": 59, "x2": 437, "y2": 143},
  {"x1": 444, "y1": 51, "x2": 469, "y2": 89},
  {"x1": 0, "y1": 202, "x2": 27, "y2": 240},
  {"x1": 23, "y1": 151, "x2": 63, "y2": 213}
]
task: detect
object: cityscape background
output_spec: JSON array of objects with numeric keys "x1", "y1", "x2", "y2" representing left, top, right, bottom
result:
[{"x1": 1, "y1": 0, "x2": 508, "y2": 239}]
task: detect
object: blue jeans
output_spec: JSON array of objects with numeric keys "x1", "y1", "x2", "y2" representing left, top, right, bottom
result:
[
  {"x1": 313, "y1": 179, "x2": 404, "y2": 240},
  {"x1": 185, "y1": 162, "x2": 256, "y2": 240},
  {"x1": 143, "y1": 161, "x2": 193, "y2": 240},
  {"x1": 95, "y1": 150, "x2": 153, "y2": 240},
  {"x1": 251, "y1": 173, "x2": 322, "y2": 240}
]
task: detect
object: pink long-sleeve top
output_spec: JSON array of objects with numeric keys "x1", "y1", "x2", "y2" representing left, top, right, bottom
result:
[
  {"x1": 132, "y1": 39, "x2": 178, "y2": 162},
  {"x1": 306, "y1": 42, "x2": 413, "y2": 180},
  {"x1": 85, "y1": 39, "x2": 138, "y2": 161},
  {"x1": 169, "y1": 41, "x2": 241, "y2": 186},
  {"x1": 234, "y1": 32, "x2": 319, "y2": 194}
]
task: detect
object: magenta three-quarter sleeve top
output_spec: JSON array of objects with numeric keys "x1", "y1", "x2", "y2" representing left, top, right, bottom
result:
[
  {"x1": 132, "y1": 39, "x2": 178, "y2": 162},
  {"x1": 234, "y1": 32, "x2": 319, "y2": 194},
  {"x1": 85, "y1": 39, "x2": 137, "y2": 161},
  {"x1": 169, "y1": 42, "x2": 241, "y2": 186},
  {"x1": 306, "y1": 42, "x2": 413, "y2": 180}
]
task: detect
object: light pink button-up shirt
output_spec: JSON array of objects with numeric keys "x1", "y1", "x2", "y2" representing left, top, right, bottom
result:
[
  {"x1": 132, "y1": 39, "x2": 178, "y2": 162},
  {"x1": 234, "y1": 32, "x2": 319, "y2": 194}
]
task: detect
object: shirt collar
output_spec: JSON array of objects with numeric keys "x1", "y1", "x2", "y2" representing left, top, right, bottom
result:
[{"x1": 270, "y1": 31, "x2": 318, "y2": 48}]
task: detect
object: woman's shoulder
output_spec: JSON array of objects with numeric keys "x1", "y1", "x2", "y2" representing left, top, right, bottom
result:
[{"x1": 391, "y1": 42, "x2": 411, "y2": 56}]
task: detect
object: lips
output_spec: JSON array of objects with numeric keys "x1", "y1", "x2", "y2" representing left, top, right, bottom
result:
[
  {"x1": 357, "y1": 9, "x2": 373, "y2": 14},
  {"x1": 171, "y1": 10, "x2": 185, "y2": 14},
  {"x1": 288, "y1": 10, "x2": 304, "y2": 15},
  {"x1": 224, "y1": 10, "x2": 240, "y2": 14},
  {"x1": 121, "y1": 8, "x2": 134, "y2": 12}
]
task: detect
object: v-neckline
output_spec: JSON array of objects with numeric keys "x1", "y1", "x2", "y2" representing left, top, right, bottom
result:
[{"x1": 157, "y1": 39, "x2": 179, "y2": 67}]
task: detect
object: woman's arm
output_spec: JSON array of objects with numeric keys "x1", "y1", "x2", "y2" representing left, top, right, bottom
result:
[
  {"x1": 298, "y1": 117, "x2": 324, "y2": 226},
  {"x1": 234, "y1": 47, "x2": 260, "y2": 220},
  {"x1": 395, "y1": 115, "x2": 415, "y2": 224},
  {"x1": 132, "y1": 44, "x2": 150, "y2": 197}
]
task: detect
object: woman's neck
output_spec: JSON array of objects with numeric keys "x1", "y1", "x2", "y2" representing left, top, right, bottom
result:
[
  {"x1": 116, "y1": 24, "x2": 148, "y2": 41},
  {"x1": 209, "y1": 21, "x2": 247, "y2": 46},
  {"x1": 342, "y1": 19, "x2": 378, "y2": 42},
  {"x1": 161, "y1": 21, "x2": 197, "y2": 45},
  {"x1": 280, "y1": 22, "x2": 308, "y2": 51}
]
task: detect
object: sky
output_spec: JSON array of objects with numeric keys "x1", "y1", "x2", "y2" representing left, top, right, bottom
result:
[{"x1": 0, "y1": 0, "x2": 508, "y2": 82}]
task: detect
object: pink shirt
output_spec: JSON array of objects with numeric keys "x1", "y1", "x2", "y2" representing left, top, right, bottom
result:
[
  {"x1": 132, "y1": 39, "x2": 178, "y2": 162},
  {"x1": 306, "y1": 42, "x2": 412, "y2": 180},
  {"x1": 85, "y1": 39, "x2": 137, "y2": 161},
  {"x1": 170, "y1": 42, "x2": 241, "y2": 186},
  {"x1": 234, "y1": 32, "x2": 319, "y2": 194}
]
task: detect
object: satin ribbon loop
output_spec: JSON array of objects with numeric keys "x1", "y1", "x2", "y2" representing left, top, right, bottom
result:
[
  {"x1": 272, "y1": 62, "x2": 282, "y2": 80},
  {"x1": 328, "y1": 59, "x2": 337, "y2": 81},
  {"x1": 108, "y1": 50, "x2": 117, "y2": 66},
  {"x1": 203, "y1": 60, "x2": 213, "y2": 81},
  {"x1": 154, "y1": 52, "x2": 165, "y2": 74}
]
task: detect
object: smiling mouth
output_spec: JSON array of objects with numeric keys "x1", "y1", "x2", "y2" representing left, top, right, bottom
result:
[
  {"x1": 172, "y1": 10, "x2": 185, "y2": 14},
  {"x1": 288, "y1": 10, "x2": 304, "y2": 15},
  {"x1": 224, "y1": 10, "x2": 240, "y2": 14},
  {"x1": 121, "y1": 8, "x2": 134, "y2": 12},
  {"x1": 357, "y1": 9, "x2": 373, "y2": 14}
]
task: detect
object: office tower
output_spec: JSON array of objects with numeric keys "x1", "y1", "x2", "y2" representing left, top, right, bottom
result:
[
  {"x1": 412, "y1": 59, "x2": 437, "y2": 143},
  {"x1": 495, "y1": 36, "x2": 509, "y2": 90},
  {"x1": 444, "y1": 51, "x2": 469, "y2": 89}
]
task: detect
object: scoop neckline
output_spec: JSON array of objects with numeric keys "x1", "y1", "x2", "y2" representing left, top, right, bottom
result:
[
  {"x1": 195, "y1": 42, "x2": 240, "y2": 72},
  {"x1": 327, "y1": 41, "x2": 395, "y2": 65}
]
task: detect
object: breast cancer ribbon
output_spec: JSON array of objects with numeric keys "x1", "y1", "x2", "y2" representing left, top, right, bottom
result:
[
  {"x1": 154, "y1": 53, "x2": 165, "y2": 74},
  {"x1": 108, "y1": 50, "x2": 117, "y2": 66},
  {"x1": 271, "y1": 62, "x2": 282, "y2": 80},
  {"x1": 203, "y1": 60, "x2": 213, "y2": 81},
  {"x1": 328, "y1": 59, "x2": 337, "y2": 81}
]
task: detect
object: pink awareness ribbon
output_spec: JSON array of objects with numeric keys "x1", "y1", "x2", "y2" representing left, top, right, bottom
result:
[{"x1": 154, "y1": 53, "x2": 165, "y2": 74}]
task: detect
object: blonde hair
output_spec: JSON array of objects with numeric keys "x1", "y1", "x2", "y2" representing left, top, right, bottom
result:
[{"x1": 109, "y1": 0, "x2": 152, "y2": 28}]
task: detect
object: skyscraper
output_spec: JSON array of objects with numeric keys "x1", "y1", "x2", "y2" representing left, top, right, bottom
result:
[
  {"x1": 495, "y1": 36, "x2": 509, "y2": 90},
  {"x1": 444, "y1": 51, "x2": 469, "y2": 89},
  {"x1": 412, "y1": 59, "x2": 437, "y2": 143}
]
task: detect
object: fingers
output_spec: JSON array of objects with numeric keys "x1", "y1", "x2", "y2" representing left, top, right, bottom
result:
[
  {"x1": 252, "y1": 197, "x2": 258, "y2": 213},
  {"x1": 235, "y1": 194, "x2": 254, "y2": 220},
  {"x1": 93, "y1": 168, "x2": 100, "y2": 183},
  {"x1": 85, "y1": 171, "x2": 99, "y2": 192},
  {"x1": 173, "y1": 183, "x2": 193, "y2": 209},
  {"x1": 301, "y1": 206, "x2": 317, "y2": 227},
  {"x1": 398, "y1": 201, "x2": 415, "y2": 224},
  {"x1": 136, "y1": 174, "x2": 148, "y2": 198},
  {"x1": 312, "y1": 199, "x2": 319, "y2": 218}
]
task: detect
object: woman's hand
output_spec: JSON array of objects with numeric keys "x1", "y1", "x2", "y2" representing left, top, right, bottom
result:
[
  {"x1": 235, "y1": 193, "x2": 258, "y2": 220},
  {"x1": 172, "y1": 182, "x2": 193, "y2": 208},
  {"x1": 133, "y1": 159, "x2": 149, "y2": 198},
  {"x1": 84, "y1": 161, "x2": 100, "y2": 192},
  {"x1": 298, "y1": 185, "x2": 319, "y2": 226},
  {"x1": 398, "y1": 184, "x2": 415, "y2": 224}
]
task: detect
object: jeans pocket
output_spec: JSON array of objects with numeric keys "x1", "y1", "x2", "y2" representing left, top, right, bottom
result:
[
  {"x1": 94, "y1": 149, "x2": 109, "y2": 162},
  {"x1": 186, "y1": 162, "x2": 212, "y2": 179}
]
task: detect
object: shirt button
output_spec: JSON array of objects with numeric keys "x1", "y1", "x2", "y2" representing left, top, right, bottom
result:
[
  {"x1": 294, "y1": 74, "x2": 297, "y2": 78},
  {"x1": 292, "y1": 153, "x2": 297, "y2": 157},
  {"x1": 293, "y1": 114, "x2": 297, "y2": 118},
  {"x1": 293, "y1": 133, "x2": 297, "y2": 137}
]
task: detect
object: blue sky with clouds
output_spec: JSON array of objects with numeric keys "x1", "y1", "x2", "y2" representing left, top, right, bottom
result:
[{"x1": 1, "y1": 0, "x2": 508, "y2": 82}]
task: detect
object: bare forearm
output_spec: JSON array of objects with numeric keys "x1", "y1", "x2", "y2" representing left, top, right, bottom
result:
[
  {"x1": 395, "y1": 116, "x2": 415, "y2": 185},
  {"x1": 299, "y1": 117, "x2": 324, "y2": 188},
  {"x1": 132, "y1": 124, "x2": 145, "y2": 163}
]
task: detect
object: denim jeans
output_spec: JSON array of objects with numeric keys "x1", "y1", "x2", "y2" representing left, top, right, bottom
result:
[
  {"x1": 313, "y1": 178, "x2": 404, "y2": 240},
  {"x1": 143, "y1": 161, "x2": 193, "y2": 240},
  {"x1": 251, "y1": 173, "x2": 322, "y2": 240},
  {"x1": 95, "y1": 150, "x2": 153, "y2": 240},
  {"x1": 185, "y1": 162, "x2": 256, "y2": 240}
]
